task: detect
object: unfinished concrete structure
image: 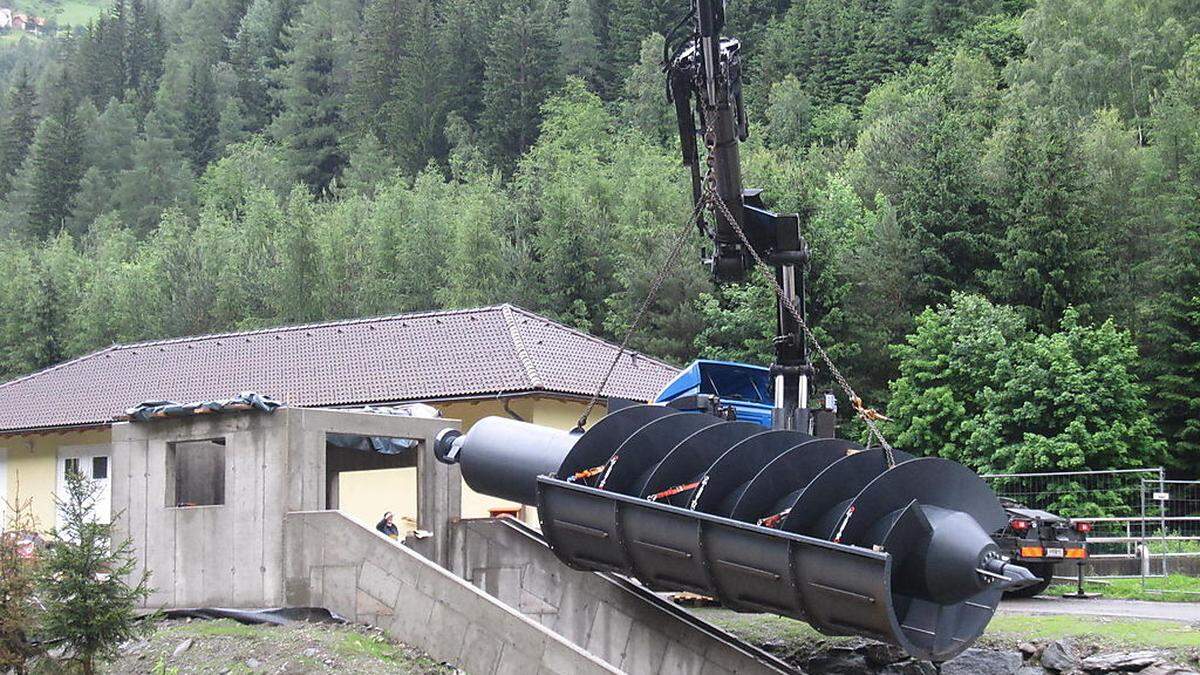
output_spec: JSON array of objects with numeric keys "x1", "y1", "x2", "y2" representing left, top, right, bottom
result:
[{"x1": 112, "y1": 407, "x2": 788, "y2": 674}]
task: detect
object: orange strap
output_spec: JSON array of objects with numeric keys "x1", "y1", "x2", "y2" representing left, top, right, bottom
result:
[
  {"x1": 757, "y1": 508, "x2": 791, "y2": 529},
  {"x1": 567, "y1": 464, "x2": 608, "y2": 483},
  {"x1": 647, "y1": 481, "x2": 702, "y2": 502}
]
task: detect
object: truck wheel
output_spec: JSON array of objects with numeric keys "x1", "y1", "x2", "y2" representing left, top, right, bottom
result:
[{"x1": 1003, "y1": 562, "x2": 1054, "y2": 599}]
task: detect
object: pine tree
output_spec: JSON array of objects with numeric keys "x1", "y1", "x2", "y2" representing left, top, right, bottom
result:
[
  {"x1": 40, "y1": 470, "x2": 151, "y2": 675},
  {"x1": 620, "y1": 33, "x2": 674, "y2": 143},
  {"x1": 1146, "y1": 218, "x2": 1200, "y2": 476},
  {"x1": 350, "y1": 0, "x2": 446, "y2": 174},
  {"x1": 0, "y1": 492, "x2": 40, "y2": 672},
  {"x1": 984, "y1": 107, "x2": 1108, "y2": 328},
  {"x1": 183, "y1": 64, "x2": 221, "y2": 171},
  {"x1": 559, "y1": 0, "x2": 600, "y2": 87},
  {"x1": 127, "y1": 0, "x2": 167, "y2": 114},
  {"x1": 21, "y1": 103, "x2": 87, "y2": 239},
  {"x1": 0, "y1": 69, "x2": 38, "y2": 199},
  {"x1": 270, "y1": 0, "x2": 349, "y2": 194},
  {"x1": 608, "y1": 0, "x2": 678, "y2": 68},
  {"x1": 116, "y1": 112, "x2": 195, "y2": 233},
  {"x1": 230, "y1": 0, "x2": 298, "y2": 132},
  {"x1": 480, "y1": 0, "x2": 561, "y2": 170}
]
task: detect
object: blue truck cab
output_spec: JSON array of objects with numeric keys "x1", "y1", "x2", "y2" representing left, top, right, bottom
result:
[{"x1": 654, "y1": 360, "x2": 774, "y2": 427}]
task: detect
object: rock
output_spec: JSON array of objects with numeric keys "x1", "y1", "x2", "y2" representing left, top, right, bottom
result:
[
  {"x1": 865, "y1": 642, "x2": 910, "y2": 666},
  {"x1": 1020, "y1": 643, "x2": 1041, "y2": 658},
  {"x1": 302, "y1": 648, "x2": 320, "y2": 658},
  {"x1": 172, "y1": 638, "x2": 193, "y2": 658},
  {"x1": 1080, "y1": 651, "x2": 1163, "y2": 672},
  {"x1": 1016, "y1": 668, "x2": 1049, "y2": 675},
  {"x1": 760, "y1": 639, "x2": 788, "y2": 653},
  {"x1": 803, "y1": 647, "x2": 869, "y2": 674},
  {"x1": 245, "y1": 657, "x2": 261, "y2": 669},
  {"x1": 1042, "y1": 641, "x2": 1080, "y2": 672},
  {"x1": 1137, "y1": 664, "x2": 1200, "y2": 675},
  {"x1": 941, "y1": 648, "x2": 1024, "y2": 675},
  {"x1": 880, "y1": 660, "x2": 938, "y2": 675}
]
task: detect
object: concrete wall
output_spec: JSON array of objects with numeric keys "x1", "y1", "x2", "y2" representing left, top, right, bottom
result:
[
  {"x1": 4, "y1": 394, "x2": 603, "y2": 534},
  {"x1": 285, "y1": 510, "x2": 618, "y2": 675},
  {"x1": 112, "y1": 407, "x2": 459, "y2": 608},
  {"x1": 451, "y1": 518, "x2": 792, "y2": 675}
]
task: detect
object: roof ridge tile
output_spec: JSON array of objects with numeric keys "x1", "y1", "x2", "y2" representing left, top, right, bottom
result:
[
  {"x1": 501, "y1": 304, "x2": 542, "y2": 389},
  {"x1": 505, "y1": 304, "x2": 678, "y2": 371},
  {"x1": 112, "y1": 305, "x2": 509, "y2": 350}
]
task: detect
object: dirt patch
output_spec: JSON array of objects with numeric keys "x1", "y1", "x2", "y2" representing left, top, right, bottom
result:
[{"x1": 88, "y1": 618, "x2": 455, "y2": 674}]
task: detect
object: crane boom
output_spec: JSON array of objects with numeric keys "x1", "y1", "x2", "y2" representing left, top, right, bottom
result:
[{"x1": 666, "y1": 0, "x2": 814, "y2": 431}]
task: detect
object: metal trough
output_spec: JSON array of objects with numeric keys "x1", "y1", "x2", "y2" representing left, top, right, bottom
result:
[{"x1": 435, "y1": 405, "x2": 1035, "y2": 661}]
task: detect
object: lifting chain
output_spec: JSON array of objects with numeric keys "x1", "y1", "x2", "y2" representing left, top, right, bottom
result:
[
  {"x1": 699, "y1": 114, "x2": 899, "y2": 468},
  {"x1": 577, "y1": 109, "x2": 898, "y2": 471}
]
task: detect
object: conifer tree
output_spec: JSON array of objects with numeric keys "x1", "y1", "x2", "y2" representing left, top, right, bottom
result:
[
  {"x1": 183, "y1": 64, "x2": 221, "y2": 171},
  {"x1": 480, "y1": 0, "x2": 561, "y2": 169},
  {"x1": 40, "y1": 470, "x2": 151, "y2": 675},
  {"x1": 0, "y1": 69, "x2": 38, "y2": 199},
  {"x1": 559, "y1": 0, "x2": 600, "y2": 87},
  {"x1": 21, "y1": 100, "x2": 86, "y2": 239},
  {"x1": 351, "y1": 0, "x2": 446, "y2": 174},
  {"x1": 270, "y1": 0, "x2": 349, "y2": 194}
]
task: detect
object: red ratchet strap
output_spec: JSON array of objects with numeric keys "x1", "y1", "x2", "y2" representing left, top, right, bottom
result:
[
  {"x1": 646, "y1": 481, "x2": 703, "y2": 502},
  {"x1": 757, "y1": 508, "x2": 791, "y2": 529}
]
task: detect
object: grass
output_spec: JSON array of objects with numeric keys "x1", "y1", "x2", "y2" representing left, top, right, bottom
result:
[
  {"x1": 53, "y1": 0, "x2": 106, "y2": 27},
  {"x1": 1047, "y1": 574, "x2": 1200, "y2": 602},
  {"x1": 165, "y1": 619, "x2": 264, "y2": 639},
  {"x1": 695, "y1": 606, "x2": 1200, "y2": 661},
  {"x1": 982, "y1": 614, "x2": 1200, "y2": 650}
]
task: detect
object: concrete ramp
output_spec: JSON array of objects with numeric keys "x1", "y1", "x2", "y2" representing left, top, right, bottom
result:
[
  {"x1": 284, "y1": 511, "x2": 619, "y2": 674},
  {"x1": 451, "y1": 517, "x2": 797, "y2": 675}
]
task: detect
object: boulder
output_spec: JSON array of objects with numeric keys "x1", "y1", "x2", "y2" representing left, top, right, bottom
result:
[
  {"x1": 1041, "y1": 641, "x2": 1080, "y2": 672},
  {"x1": 1136, "y1": 664, "x2": 1200, "y2": 675},
  {"x1": 941, "y1": 648, "x2": 1024, "y2": 675},
  {"x1": 1080, "y1": 651, "x2": 1163, "y2": 672}
]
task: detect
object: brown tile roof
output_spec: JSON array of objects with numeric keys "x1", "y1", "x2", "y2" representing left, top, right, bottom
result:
[{"x1": 0, "y1": 305, "x2": 679, "y2": 433}]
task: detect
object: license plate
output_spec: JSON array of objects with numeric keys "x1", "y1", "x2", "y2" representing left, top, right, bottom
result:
[{"x1": 1046, "y1": 548, "x2": 1064, "y2": 558}]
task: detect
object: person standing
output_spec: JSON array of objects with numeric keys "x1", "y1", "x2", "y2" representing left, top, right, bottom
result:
[{"x1": 375, "y1": 511, "x2": 399, "y2": 539}]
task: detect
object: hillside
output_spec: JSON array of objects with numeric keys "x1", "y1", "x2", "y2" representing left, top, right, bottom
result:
[{"x1": 0, "y1": 0, "x2": 1195, "y2": 478}]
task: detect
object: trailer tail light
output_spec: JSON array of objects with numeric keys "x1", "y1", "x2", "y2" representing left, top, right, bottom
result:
[
  {"x1": 1074, "y1": 521, "x2": 1092, "y2": 533},
  {"x1": 1011, "y1": 519, "x2": 1032, "y2": 531},
  {"x1": 1019, "y1": 546, "x2": 1044, "y2": 558},
  {"x1": 1065, "y1": 548, "x2": 1087, "y2": 559}
]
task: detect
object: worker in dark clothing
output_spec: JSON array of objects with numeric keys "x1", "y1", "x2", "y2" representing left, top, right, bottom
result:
[{"x1": 376, "y1": 511, "x2": 399, "y2": 539}]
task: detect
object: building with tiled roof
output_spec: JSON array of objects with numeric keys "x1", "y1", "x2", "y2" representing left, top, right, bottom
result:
[{"x1": 0, "y1": 304, "x2": 679, "y2": 529}]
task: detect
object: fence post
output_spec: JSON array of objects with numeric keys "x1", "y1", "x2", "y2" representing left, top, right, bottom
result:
[
  {"x1": 1159, "y1": 468, "x2": 1168, "y2": 576},
  {"x1": 1140, "y1": 479, "x2": 1147, "y2": 590}
]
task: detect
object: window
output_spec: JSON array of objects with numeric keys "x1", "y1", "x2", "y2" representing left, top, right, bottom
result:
[
  {"x1": 64, "y1": 457, "x2": 80, "y2": 476},
  {"x1": 92, "y1": 456, "x2": 108, "y2": 480},
  {"x1": 167, "y1": 439, "x2": 226, "y2": 507}
]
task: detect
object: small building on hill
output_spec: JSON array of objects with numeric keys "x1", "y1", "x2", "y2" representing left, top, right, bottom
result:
[{"x1": 0, "y1": 304, "x2": 677, "y2": 532}]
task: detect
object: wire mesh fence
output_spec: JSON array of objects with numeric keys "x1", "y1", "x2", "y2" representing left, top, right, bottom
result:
[{"x1": 980, "y1": 468, "x2": 1200, "y2": 592}]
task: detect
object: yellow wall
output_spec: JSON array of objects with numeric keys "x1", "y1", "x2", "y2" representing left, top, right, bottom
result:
[
  {"x1": 336, "y1": 396, "x2": 602, "y2": 531},
  {"x1": 1, "y1": 428, "x2": 110, "y2": 529},
  {"x1": 3, "y1": 396, "x2": 602, "y2": 534}
]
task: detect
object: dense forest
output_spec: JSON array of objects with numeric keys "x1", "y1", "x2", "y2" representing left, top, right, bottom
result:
[{"x1": 0, "y1": 0, "x2": 1196, "y2": 481}]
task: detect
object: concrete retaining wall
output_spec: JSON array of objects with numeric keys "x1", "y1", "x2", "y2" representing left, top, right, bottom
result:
[
  {"x1": 285, "y1": 510, "x2": 618, "y2": 675},
  {"x1": 451, "y1": 518, "x2": 793, "y2": 675}
]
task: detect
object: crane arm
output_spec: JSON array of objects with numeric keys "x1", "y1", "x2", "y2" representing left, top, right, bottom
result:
[{"x1": 666, "y1": 0, "x2": 814, "y2": 431}]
